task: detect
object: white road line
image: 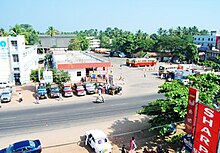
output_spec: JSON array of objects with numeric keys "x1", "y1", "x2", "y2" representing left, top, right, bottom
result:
[
  {"x1": 36, "y1": 112, "x2": 58, "y2": 116},
  {"x1": 110, "y1": 103, "x2": 129, "y2": 107},
  {"x1": 0, "y1": 116, "x2": 17, "y2": 120}
]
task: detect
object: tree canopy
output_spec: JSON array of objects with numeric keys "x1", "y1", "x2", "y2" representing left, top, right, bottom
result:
[
  {"x1": 138, "y1": 73, "x2": 220, "y2": 131},
  {"x1": 9, "y1": 24, "x2": 39, "y2": 45}
]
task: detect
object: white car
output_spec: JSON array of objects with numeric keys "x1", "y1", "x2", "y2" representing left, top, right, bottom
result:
[{"x1": 85, "y1": 129, "x2": 112, "y2": 153}]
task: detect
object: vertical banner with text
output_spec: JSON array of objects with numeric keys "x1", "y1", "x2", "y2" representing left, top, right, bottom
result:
[
  {"x1": 193, "y1": 103, "x2": 220, "y2": 153},
  {"x1": 185, "y1": 87, "x2": 199, "y2": 135}
]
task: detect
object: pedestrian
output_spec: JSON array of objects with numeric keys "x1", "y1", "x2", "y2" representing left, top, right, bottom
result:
[
  {"x1": 156, "y1": 145, "x2": 164, "y2": 153},
  {"x1": 58, "y1": 92, "x2": 63, "y2": 101},
  {"x1": 160, "y1": 74, "x2": 163, "y2": 80},
  {"x1": 18, "y1": 92, "x2": 23, "y2": 102},
  {"x1": 129, "y1": 137, "x2": 137, "y2": 153},
  {"x1": 36, "y1": 94, "x2": 39, "y2": 104},
  {"x1": 121, "y1": 144, "x2": 127, "y2": 153}
]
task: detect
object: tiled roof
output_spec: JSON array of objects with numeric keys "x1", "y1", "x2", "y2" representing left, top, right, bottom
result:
[{"x1": 58, "y1": 62, "x2": 111, "y2": 70}]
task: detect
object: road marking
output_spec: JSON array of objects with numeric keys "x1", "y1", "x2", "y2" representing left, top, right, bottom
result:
[
  {"x1": 0, "y1": 116, "x2": 17, "y2": 120},
  {"x1": 36, "y1": 112, "x2": 58, "y2": 116},
  {"x1": 110, "y1": 103, "x2": 129, "y2": 107}
]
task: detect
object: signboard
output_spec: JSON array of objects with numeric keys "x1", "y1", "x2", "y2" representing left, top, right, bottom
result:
[
  {"x1": 185, "y1": 88, "x2": 199, "y2": 135},
  {"x1": 0, "y1": 39, "x2": 9, "y2": 60},
  {"x1": 183, "y1": 134, "x2": 193, "y2": 153},
  {"x1": 193, "y1": 103, "x2": 220, "y2": 153},
  {"x1": 43, "y1": 71, "x2": 53, "y2": 83},
  {"x1": 174, "y1": 70, "x2": 184, "y2": 80}
]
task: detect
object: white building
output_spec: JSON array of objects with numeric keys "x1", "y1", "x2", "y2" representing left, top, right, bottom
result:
[
  {"x1": 193, "y1": 31, "x2": 219, "y2": 50},
  {"x1": 0, "y1": 35, "x2": 38, "y2": 85},
  {"x1": 86, "y1": 37, "x2": 100, "y2": 50},
  {"x1": 52, "y1": 51, "x2": 111, "y2": 83}
]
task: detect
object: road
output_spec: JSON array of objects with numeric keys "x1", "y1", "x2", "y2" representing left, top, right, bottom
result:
[{"x1": 0, "y1": 93, "x2": 163, "y2": 138}]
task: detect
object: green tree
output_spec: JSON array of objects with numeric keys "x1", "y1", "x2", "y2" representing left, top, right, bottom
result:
[
  {"x1": 30, "y1": 69, "x2": 44, "y2": 82},
  {"x1": 68, "y1": 38, "x2": 81, "y2": 50},
  {"x1": 184, "y1": 43, "x2": 199, "y2": 63},
  {"x1": 9, "y1": 24, "x2": 39, "y2": 45},
  {"x1": 138, "y1": 73, "x2": 220, "y2": 132},
  {"x1": 46, "y1": 26, "x2": 59, "y2": 37},
  {"x1": 0, "y1": 28, "x2": 8, "y2": 36},
  {"x1": 53, "y1": 69, "x2": 71, "y2": 84}
]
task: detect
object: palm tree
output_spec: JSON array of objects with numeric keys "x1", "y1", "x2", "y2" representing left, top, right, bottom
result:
[
  {"x1": 9, "y1": 24, "x2": 24, "y2": 36},
  {"x1": 46, "y1": 26, "x2": 59, "y2": 37},
  {"x1": 0, "y1": 28, "x2": 8, "y2": 37}
]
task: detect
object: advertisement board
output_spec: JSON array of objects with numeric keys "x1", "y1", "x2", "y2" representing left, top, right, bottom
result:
[
  {"x1": 183, "y1": 134, "x2": 193, "y2": 153},
  {"x1": 185, "y1": 87, "x2": 199, "y2": 135},
  {"x1": 43, "y1": 71, "x2": 53, "y2": 83},
  {"x1": 193, "y1": 103, "x2": 220, "y2": 153}
]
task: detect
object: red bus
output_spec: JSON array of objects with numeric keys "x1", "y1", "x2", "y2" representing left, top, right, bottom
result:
[{"x1": 126, "y1": 58, "x2": 157, "y2": 67}]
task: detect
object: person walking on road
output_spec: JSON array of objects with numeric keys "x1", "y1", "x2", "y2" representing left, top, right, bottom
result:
[
  {"x1": 128, "y1": 137, "x2": 137, "y2": 153},
  {"x1": 18, "y1": 92, "x2": 23, "y2": 102},
  {"x1": 36, "y1": 94, "x2": 39, "y2": 104}
]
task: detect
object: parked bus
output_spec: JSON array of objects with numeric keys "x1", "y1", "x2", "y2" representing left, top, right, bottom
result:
[{"x1": 126, "y1": 58, "x2": 157, "y2": 67}]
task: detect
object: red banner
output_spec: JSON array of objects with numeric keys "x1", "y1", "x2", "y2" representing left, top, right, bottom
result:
[
  {"x1": 185, "y1": 87, "x2": 199, "y2": 135},
  {"x1": 193, "y1": 103, "x2": 220, "y2": 153}
]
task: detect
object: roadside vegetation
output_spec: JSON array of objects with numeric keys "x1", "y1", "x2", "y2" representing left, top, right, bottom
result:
[{"x1": 138, "y1": 73, "x2": 220, "y2": 135}]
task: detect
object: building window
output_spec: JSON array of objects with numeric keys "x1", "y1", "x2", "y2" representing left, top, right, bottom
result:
[
  {"x1": 12, "y1": 54, "x2": 19, "y2": 62},
  {"x1": 208, "y1": 38, "x2": 210, "y2": 41},
  {"x1": 198, "y1": 38, "x2": 200, "y2": 40},
  {"x1": 201, "y1": 43, "x2": 203, "y2": 46},
  {"x1": 194, "y1": 38, "x2": 196, "y2": 40},
  {"x1": 211, "y1": 38, "x2": 213, "y2": 41},
  {"x1": 14, "y1": 67, "x2": 20, "y2": 71},
  {"x1": 103, "y1": 67, "x2": 105, "y2": 71},
  {"x1": 77, "y1": 71, "x2": 81, "y2": 77},
  {"x1": 202, "y1": 38, "x2": 204, "y2": 41},
  {"x1": 11, "y1": 41, "x2": 17, "y2": 47}
]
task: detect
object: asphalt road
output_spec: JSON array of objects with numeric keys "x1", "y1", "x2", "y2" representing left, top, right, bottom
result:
[{"x1": 0, "y1": 93, "x2": 164, "y2": 138}]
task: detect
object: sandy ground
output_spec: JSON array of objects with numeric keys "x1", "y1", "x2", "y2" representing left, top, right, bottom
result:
[{"x1": 0, "y1": 54, "x2": 178, "y2": 152}]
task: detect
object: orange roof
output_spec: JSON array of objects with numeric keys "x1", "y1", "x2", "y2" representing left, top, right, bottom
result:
[{"x1": 58, "y1": 62, "x2": 111, "y2": 70}]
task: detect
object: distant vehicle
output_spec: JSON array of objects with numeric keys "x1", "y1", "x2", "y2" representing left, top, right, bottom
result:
[
  {"x1": 1, "y1": 91, "x2": 12, "y2": 102},
  {"x1": 48, "y1": 85, "x2": 60, "y2": 98},
  {"x1": 0, "y1": 81, "x2": 11, "y2": 89},
  {"x1": 83, "y1": 82, "x2": 96, "y2": 94},
  {"x1": 3, "y1": 86, "x2": 13, "y2": 93},
  {"x1": 85, "y1": 129, "x2": 112, "y2": 153},
  {"x1": 62, "y1": 83, "x2": 73, "y2": 97},
  {"x1": 72, "y1": 83, "x2": 86, "y2": 96},
  {"x1": 0, "y1": 139, "x2": 42, "y2": 153},
  {"x1": 127, "y1": 58, "x2": 157, "y2": 67},
  {"x1": 110, "y1": 51, "x2": 126, "y2": 58},
  {"x1": 158, "y1": 65, "x2": 179, "y2": 76},
  {"x1": 37, "y1": 84, "x2": 47, "y2": 99}
]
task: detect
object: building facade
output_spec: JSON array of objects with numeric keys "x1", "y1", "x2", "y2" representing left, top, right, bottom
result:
[
  {"x1": 0, "y1": 35, "x2": 38, "y2": 85},
  {"x1": 193, "y1": 31, "x2": 220, "y2": 50},
  {"x1": 52, "y1": 51, "x2": 111, "y2": 83}
]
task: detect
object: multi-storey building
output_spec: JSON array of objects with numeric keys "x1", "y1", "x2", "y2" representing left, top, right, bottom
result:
[
  {"x1": 193, "y1": 31, "x2": 218, "y2": 50},
  {"x1": 0, "y1": 35, "x2": 38, "y2": 85}
]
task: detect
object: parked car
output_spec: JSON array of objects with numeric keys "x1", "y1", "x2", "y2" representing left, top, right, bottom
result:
[
  {"x1": 83, "y1": 82, "x2": 96, "y2": 94},
  {"x1": 62, "y1": 83, "x2": 73, "y2": 97},
  {"x1": 0, "y1": 81, "x2": 11, "y2": 89},
  {"x1": 1, "y1": 91, "x2": 12, "y2": 102},
  {"x1": 48, "y1": 86, "x2": 60, "y2": 98},
  {"x1": 3, "y1": 86, "x2": 13, "y2": 93},
  {"x1": 72, "y1": 83, "x2": 86, "y2": 96},
  {"x1": 0, "y1": 139, "x2": 42, "y2": 153},
  {"x1": 85, "y1": 129, "x2": 112, "y2": 153},
  {"x1": 110, "y1": 51, "x2": 126, "y2": 58},
  {"x1": 37, "y1": 85, "x2": 47, "y2": 99}
]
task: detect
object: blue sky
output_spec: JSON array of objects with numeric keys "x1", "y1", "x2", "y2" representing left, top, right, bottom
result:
[{"x1": 1, "y1": 0, "x2": 220, "y2": 34}]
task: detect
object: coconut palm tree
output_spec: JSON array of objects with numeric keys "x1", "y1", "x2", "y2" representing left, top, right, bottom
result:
[
  {"x1": 46, "y1": 26, "x2": 59, "y2": 37},
  {"x1": 0, "y1": 28, "x2": 8, "y2": 36}
]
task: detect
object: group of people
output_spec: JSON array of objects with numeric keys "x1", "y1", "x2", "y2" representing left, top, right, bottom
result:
[{"x1": 121, "y1": 137, "x2": 168, "y2": 153}]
